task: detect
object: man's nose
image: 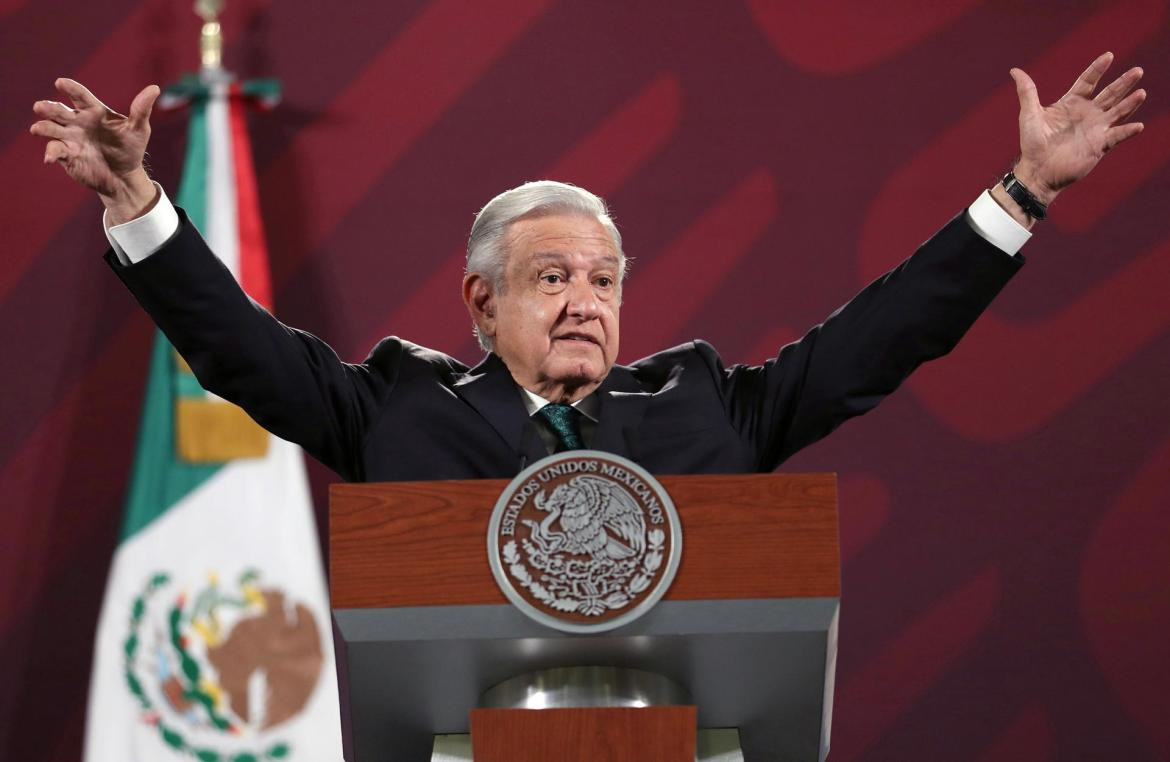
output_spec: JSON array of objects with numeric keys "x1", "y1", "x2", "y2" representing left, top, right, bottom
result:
[{"x1": 565, "y1": 279, "x2": 601, "y2": 319}]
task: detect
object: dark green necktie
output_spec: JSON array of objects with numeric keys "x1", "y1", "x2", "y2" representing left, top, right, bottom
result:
[{"x1": 535, "y1": 403, "x2": 585, "y2": 452}]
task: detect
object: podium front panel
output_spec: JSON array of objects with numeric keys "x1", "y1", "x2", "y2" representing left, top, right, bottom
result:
[{"x1": 331, "y1": 473, "x2": 839, "y2": 761}]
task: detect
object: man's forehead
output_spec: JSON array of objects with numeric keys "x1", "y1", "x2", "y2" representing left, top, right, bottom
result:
[{"x1": 506, "y1": 213, "x2": 616, "y2": 249}]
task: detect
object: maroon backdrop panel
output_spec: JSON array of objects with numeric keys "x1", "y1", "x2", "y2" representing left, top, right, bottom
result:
[{"x1": 2, "y1": 1, "x2": 1167, "y2": 760}]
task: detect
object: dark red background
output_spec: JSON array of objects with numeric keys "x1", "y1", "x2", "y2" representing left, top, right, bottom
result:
[{"x1": 2, "y1": 1, "x2": 1168, "y2": 759}]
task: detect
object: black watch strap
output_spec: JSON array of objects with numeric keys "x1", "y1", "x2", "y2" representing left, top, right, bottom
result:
[{"x1": 1001, "y1": 171, "x2": 1048, "y2": 221}]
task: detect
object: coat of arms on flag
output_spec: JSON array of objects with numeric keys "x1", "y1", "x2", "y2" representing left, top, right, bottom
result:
[{"x1": 120, "y1": 569, "x2": 326, "y2": 759}]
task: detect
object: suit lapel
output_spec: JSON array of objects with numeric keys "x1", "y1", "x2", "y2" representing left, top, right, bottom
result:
[
  {"x1": 454, "y1": 357, "x2": 651, "y2": 465},
  {"x1": 453, "y1": 354, "x2": 547, "y2": 469},
  {"x1": 591, "y1": 365, "x2": 651, "y2": 460}
]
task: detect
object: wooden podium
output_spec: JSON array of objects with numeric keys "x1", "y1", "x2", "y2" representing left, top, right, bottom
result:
[{"x1": 331, "y1": 473, "x2": 839, "y2": 761}]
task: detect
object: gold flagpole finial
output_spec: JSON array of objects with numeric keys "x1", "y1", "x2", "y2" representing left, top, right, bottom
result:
[{"x1": 195, "y1": 0, "x2": 225, "y2": 70}]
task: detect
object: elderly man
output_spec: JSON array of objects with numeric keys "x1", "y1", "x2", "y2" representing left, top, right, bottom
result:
[{"x1": 31, "y1": 54, "x2": 1145, "y2": 481}]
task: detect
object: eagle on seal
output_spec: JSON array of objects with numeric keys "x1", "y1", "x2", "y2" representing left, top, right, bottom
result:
[{"x1": 523, "y1": 475, "x2": 647, "y2": 561}]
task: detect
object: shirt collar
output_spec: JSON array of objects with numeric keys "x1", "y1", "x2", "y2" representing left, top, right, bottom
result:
[{"x1": 518, "y1": 385, "x2": 600, "y2": 422}]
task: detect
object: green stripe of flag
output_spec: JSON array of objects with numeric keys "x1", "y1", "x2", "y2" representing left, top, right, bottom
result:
[
  {"x1": 175, "y1": 97, "x2": 209, "y2": 230},
  {"x1": 119, "y1": 337, "x2": 220, "y2": 541}
]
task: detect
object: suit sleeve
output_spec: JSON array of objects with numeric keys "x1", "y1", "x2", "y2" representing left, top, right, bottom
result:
[
  {"x1": 715, "y1": 211, "x2": 1024, "y2": 471},
  {"x1": 105, "y1": 209, "x2": 398, "y2": 480}
]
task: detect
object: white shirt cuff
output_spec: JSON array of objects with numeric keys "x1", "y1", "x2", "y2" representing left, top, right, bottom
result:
[
  {"x1": 967, "y1": 189, "x2": 1031, "y2": 257},
  {"x1": 104, "y1": 182, "x2": 180, "y2": 265}
]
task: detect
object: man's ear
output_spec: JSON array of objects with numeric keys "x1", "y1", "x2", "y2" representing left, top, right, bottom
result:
[{"x1": 462, "y1": 272, "x2": 496, "y2": 340}]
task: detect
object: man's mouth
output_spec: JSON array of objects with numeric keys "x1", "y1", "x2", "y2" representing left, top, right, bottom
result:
[{"x1": 554, "y1": 332, "x2": 599, "y2": 346}]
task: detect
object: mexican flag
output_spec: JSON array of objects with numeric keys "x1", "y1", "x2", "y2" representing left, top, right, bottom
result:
[{"x1": 84, "y1": 72, "x2": 343, "y2": 762}]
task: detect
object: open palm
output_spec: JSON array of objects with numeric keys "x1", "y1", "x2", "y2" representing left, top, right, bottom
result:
[{"x1": 1012, "y1": 52, "x2": 1145, "y2": 203}]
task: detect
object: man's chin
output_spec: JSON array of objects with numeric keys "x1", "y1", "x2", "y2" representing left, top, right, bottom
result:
[{"x1": 545, "y1": 358, "x2": 609, "y2": 388}]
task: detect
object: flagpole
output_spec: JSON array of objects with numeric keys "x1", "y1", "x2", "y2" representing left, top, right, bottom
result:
[{"x1": 84, "y1": 4, "x2": 342, "y2": 759}]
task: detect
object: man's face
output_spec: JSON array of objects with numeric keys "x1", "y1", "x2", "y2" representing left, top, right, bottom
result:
[{"x1": 480, "y1": 213, "x2": 621, "y2": 400}]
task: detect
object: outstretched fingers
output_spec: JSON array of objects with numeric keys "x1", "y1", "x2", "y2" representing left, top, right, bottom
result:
[
  {"x1": 129, "y1": 84, "x2": 161, "y2": 128},
  {"x1": 1010, "y1": 67, "x2": 1042, "y2": 117},
  {"x1": 1108, "y1": 88, "x2": 1147, "y2": 123},
  {"x1": 54, "y1": 77, "x2": 100, "y2": 111},
  {"x1": 1104, "y1": 122, "x2": 1144, "y2": 152},
  {"x1": 1095, "y1": 67, "x2": 1144, "y2": 110},
  {"x1": 1067, "y1": 51, "x2": 1114, "y2": 98},
  {"x1": 33, "y1": 100, "x2": 77, "y2": 125},
  {"x1": 29, "y1": 119, "x2": 72, "y2": 141}
]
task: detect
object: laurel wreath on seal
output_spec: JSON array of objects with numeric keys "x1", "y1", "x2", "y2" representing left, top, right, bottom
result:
[{"x1": 504, "y1": 529, "x2": 666, "y2": 616}]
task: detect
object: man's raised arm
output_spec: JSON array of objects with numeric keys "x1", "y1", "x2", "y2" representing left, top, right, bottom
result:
[
  {"x1": 29, "y1": 77, "x2": 401, "y2": 481},
  {"x1": 729, "y1": 53, "x2": 1147, "y2": 468}
]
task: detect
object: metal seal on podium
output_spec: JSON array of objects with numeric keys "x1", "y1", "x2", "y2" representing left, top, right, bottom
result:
[{"x1": 487, "y1": 451, "x2": 682, "y2": 633}]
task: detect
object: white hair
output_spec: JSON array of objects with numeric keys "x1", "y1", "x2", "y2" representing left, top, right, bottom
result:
[{"x1": 466, "y1": 180, "x2": 626, "y2": 351}]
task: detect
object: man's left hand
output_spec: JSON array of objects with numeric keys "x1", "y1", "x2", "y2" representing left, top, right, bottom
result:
[{"x1": 1010, "y1": 52, "x2": 1146, "y2": 206}]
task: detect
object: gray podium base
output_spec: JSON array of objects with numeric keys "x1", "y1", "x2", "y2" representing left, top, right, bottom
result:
[
  {"x1": 336, "y1": 597, "x2": 837, "y2": 762},
  {"x1": 431, "y1": 727, "x2": 745, "y2": 761}
]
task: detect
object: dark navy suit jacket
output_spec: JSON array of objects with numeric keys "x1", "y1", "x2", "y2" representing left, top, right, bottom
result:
[{"x1": 107, "y1": 208, "x2": 1022, "y2": 481}]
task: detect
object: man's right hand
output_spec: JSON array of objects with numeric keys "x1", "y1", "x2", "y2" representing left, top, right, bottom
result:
[{"x1": 31, "y1": 78, "x2": 161, "y2": 225}]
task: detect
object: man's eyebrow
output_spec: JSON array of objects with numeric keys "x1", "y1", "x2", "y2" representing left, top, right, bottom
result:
[{"x1": 528, "y1": 252, "x2": 620, "y2": 267}]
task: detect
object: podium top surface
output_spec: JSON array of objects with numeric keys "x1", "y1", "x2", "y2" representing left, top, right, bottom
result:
[{"x1": 330, "y1": 472, "x2": 839, "y2": 609}]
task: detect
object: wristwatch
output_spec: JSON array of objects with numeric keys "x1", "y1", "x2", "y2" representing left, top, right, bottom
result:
[{"x1": 1001, "y1": 171, "x2": 1048, "y2": 221}]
